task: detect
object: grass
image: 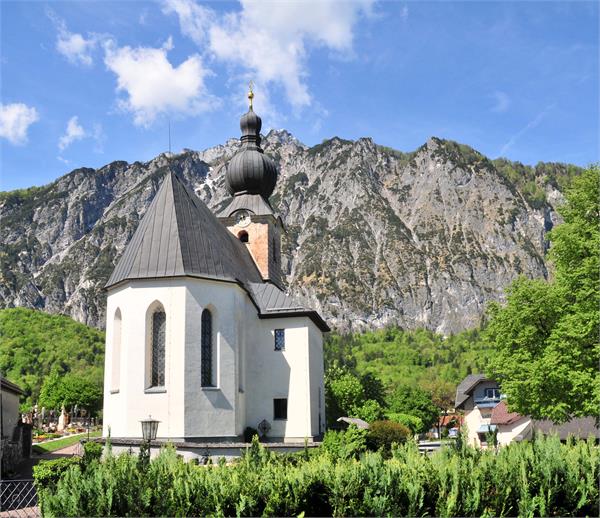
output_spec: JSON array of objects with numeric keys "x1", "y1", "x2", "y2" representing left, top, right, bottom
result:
[{"x1": 32, "y1": 430, "x2": 102, "y2": 454}]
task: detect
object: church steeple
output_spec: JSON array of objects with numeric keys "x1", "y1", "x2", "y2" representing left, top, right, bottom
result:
[
  {"x1": 224, "y1": 85, "x2": 278, "y2": 200},
  {"x1": 219, "y1": 85, "x2": 283, "y2": 288}
]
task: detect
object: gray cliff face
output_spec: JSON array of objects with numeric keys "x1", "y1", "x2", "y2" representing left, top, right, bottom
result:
[{"x1": 0, "y1": 131, "x2": 573, "y2": 333}]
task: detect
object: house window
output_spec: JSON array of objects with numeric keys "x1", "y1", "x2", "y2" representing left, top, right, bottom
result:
[
  {"x1": 238, "y1": 230, "x2": 249, "y2": 243},
  {"x1": 274, "y1": 398, "x2": 288, "y2": 420},
  {"x1": 272, "y1": 237, "x2": 277, "y2": 263},
  {"x1": 201, "y1": 309, "x2": 213, "y2": 387},
  {"x1": 274, "y1": 329, "x2": 285, "y2": 351},
  {"x1": 151, "y1": 310, "x2": 166, "y2": 387},
  {"x1": 111, "y1": 308, "x2": 122, "y2": 392},
  {"x1": 485, "y1": 388, "x2": 501, "y2": 400}
]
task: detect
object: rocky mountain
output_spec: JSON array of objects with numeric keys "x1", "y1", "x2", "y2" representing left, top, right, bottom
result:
[{"x1": 0, "y1": 131, "x2": 581, "y2": 334}]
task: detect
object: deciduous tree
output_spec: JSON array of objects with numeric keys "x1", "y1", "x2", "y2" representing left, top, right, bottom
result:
[{"x1": 487, "y1": 166, "x2": 599, "y2": 422}]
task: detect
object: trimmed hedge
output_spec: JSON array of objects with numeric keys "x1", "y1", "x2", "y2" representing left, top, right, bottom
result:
[
  {"x1": 367, "y1": 420, "x2": 410, "y2": 456},
  {"x1": 33, "y1": 457, "x2": 81, "y2": 490},
  {"x1": 37, "y1": 435, "x2": 599, "y2": 517}
]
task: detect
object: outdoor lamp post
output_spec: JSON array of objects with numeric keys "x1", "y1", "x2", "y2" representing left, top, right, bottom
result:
[
  {"x1": 140, "y1": 415, "x2": 160, "y2": 443},
  {"x1": 139, "y1": 415, "x2": 159, "y2": 469}
]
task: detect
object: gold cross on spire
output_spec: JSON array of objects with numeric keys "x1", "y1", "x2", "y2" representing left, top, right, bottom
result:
[{"x1": 248, "y1": 80, "x2": 254, "y2": 110}]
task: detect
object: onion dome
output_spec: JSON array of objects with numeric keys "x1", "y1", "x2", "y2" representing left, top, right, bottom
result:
[{"x1": 225, "y1": 85, "x2": 278, "y2": 199}]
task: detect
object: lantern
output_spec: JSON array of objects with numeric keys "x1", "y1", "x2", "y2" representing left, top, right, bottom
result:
[{"x1": 140, "y1": 415, "x2": 160, "y2": 442}]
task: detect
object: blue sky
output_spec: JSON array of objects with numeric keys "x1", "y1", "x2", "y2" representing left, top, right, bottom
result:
[{"x1": 1, "y1": 1, "x2": 598, "y2": 191}]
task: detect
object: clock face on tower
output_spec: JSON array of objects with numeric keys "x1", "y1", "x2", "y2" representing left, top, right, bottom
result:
[{"x1": 234, "y1": 210, "x2": 251, "y2": 228}]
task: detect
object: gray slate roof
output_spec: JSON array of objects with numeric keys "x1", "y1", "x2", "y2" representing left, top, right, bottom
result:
[
  {"x1": 106, "y1": 172, "x2": 263, "y2": 288},
  {"x1": 455, "y1": 374, "x2": 487, "y2": 409},
  {"x1": 219, "y1": 193, "x2": 275, "y2": 217},
  {"x1": 249, "y1": 282, "x2": 330, "y2": 331},
  {"x1": 106, "y1": 172, "x2": 329, "y2": 331},
  {"x1": 532, "y1": 417, "x2": 600, "y2": 440}
]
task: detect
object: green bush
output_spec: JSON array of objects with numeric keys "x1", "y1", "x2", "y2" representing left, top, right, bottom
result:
[
  {"x1": 36, "y1": 435, "x2": 599, "y2": 517},
  {"x1": 82, "y1": 441, "x2": 103, "y2": 465},
  {"x1": 386, "y1": 412, "x2": 423, "y2": 434},
  {"x1": 321, "y1": 426, "x2": 367, "y2": 460},
  {"x1": 367, "y1": 420, "x2": 411, "y2": 456},
  {"x1": 33, "y1": 457, "x2": 80, "y2": 490}
]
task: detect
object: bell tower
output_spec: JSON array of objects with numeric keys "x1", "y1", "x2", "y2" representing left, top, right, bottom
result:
[{"x1": 218, "y1": 84, "x2": 283, "y2": 287}]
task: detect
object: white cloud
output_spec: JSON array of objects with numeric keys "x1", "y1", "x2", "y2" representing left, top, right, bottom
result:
[
  {"x1": 103, "y1": 38, "x2": 217, "y2": 126},
  {"x1": 491, "y1": 91, "x2": 510, "y2": 113},
  {"x1": 57, "y1": 30, "x2": 96, "y2": 66},
  {"x1": 164, "y1": 0, "x2": 373, "y2": 108},
  {"x1": 162, "y1": 0, "x2": 214, "y2": 46},
  {"x1": 48, "y1": 11, "x2": 97, "y2": 66},
  {"x1": 0, "y1": 103, "x2": 39, "y2": 145},
  {"x1": 59, "y1": 116, "x2": 86, "y2": 151},
  {"x1": 400, "y1": 5, "x2": 409, "y2": 21}
]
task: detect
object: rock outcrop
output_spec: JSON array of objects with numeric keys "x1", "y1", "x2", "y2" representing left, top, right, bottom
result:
[{"x1": 0, "y1": 131, "x2": 577, "y2": 333}]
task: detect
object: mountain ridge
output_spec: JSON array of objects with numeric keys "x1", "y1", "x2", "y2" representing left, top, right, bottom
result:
[{"x1": 0, "y1": 130, "x2": 582, "y2": 333}]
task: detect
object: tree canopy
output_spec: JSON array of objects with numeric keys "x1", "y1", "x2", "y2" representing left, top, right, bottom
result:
[
  {"x1": 38, "y1": 371, "x2": 103, "y2": 414},
  {"x1": 0, "y1": 308, "x2": 105, "y2": 407},
  {"x1": 486, "y1": 166, "x2": 599, "y2": 422}
]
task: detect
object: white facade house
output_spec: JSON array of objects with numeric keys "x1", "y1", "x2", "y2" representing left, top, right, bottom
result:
[
  {"x1": 456, "y1": 375, "x2": 600, "y2": 448},
  {"x1": 102, "y1": 101, "x2": 328, "y2": 444},
  {"x1": 455, "y1": 374, "x2": 503, "y2": 448}
]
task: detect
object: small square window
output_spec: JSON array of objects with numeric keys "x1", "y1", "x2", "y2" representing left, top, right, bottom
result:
[
  {"x1": 274, "y1": 398, "x2": 287, "y2": 420},
  {"x1": 274, "y1": 329, "x2": 285, "y2": 351}
]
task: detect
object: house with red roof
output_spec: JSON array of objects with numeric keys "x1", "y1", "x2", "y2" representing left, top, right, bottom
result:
[{"x1": 456, "y1": 374, "x2": 600, "y2": 448}]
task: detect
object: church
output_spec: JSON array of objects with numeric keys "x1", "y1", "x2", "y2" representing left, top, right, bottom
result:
[{"x1": 102, "y1": 94, "x2": 328, "y2": 444}]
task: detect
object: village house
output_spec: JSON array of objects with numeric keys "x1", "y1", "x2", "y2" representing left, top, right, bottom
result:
[{"x1": 455, "y1": 374, "x2": 600, "y2": 448}]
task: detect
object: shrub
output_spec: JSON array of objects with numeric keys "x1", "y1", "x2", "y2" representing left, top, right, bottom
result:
[
  {"x1": 386, "y1": 412, "x2": 423, "y2": 434},
  {"x1": 82, "y1": 441, "x2": 103, "y2": 465},
  {"x1": 350, "y1": 399, "x2": 384, "y2": 422},
  {"x1": 321, "y1": 425, "x2": 367, "y2": 460},
  {"x1": 367, "y1": 420, "x2": 410, "y2": 455},
  {"x1": 33, "y1": 457, "x2": 80, "y2": 490},
  {"x1": 36, "y1": 435, "x2": 599, "y2": 517},
  {"x1": 243, "y1": 426, "x2": 258, "y2": 443}
]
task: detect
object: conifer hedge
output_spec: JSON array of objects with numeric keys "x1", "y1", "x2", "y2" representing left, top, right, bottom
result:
[{"x1": 36, "y1": 435, "x2": 598, "y2": 517}]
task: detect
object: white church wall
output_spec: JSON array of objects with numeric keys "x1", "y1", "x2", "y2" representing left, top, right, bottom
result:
[
  {"x1": 183, "y1": 278, "x2": 245, "y2": 439},
  {"x1": 103, "y1": 280, "x2": 188, "y2": 439},
  {"x1": 245, "y1": 317, "x2": 315, "y2": 441},
  {"x1": 308, "y1": 322, "x2": 326, "y2": 437}
]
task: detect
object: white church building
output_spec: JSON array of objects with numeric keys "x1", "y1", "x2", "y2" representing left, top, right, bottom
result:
[{"x1": 102, "y1": 99, "x2": 328, "y2": 446}]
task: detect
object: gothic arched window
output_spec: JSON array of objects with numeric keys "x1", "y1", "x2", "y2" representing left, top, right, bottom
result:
[
  {"x1": 111, "y1": 308, "x2": 122, "y2": 392},
  {"x1": 151, "y1": 308, "x2": 166, "y2": 387},
  {"x1": 201, "y1": 309, "x2": 213, "y2": 387}
]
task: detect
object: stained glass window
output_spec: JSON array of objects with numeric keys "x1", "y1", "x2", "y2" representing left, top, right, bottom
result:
[
  {"x1": 274, "y1": 329, "x2": 285, "y2": 351},
  {"x1": 201, "y1": 309, "x2": 213, "y2": 387},
  {"x1": 151, "y1": 310, "x2": 166, "y2": 387}
]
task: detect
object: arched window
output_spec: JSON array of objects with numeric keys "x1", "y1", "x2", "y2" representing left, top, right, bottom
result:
[
  {"x1": 151, "y1": 308, "x2": 166, "y2": 387},
  {"x1": 111, "y1": 308, "x2": 122, "y2": 392},
  {"x1": 201, "y1": 309, "x2": 213, "y2": 387},
  {"x1": 238, "y1": 230, "x2": 249, "y2": 243}
]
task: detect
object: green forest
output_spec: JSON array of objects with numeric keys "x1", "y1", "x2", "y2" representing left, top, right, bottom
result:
[{"x1": 0, "y1": 307, "x2": 105, "y2": 408}]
